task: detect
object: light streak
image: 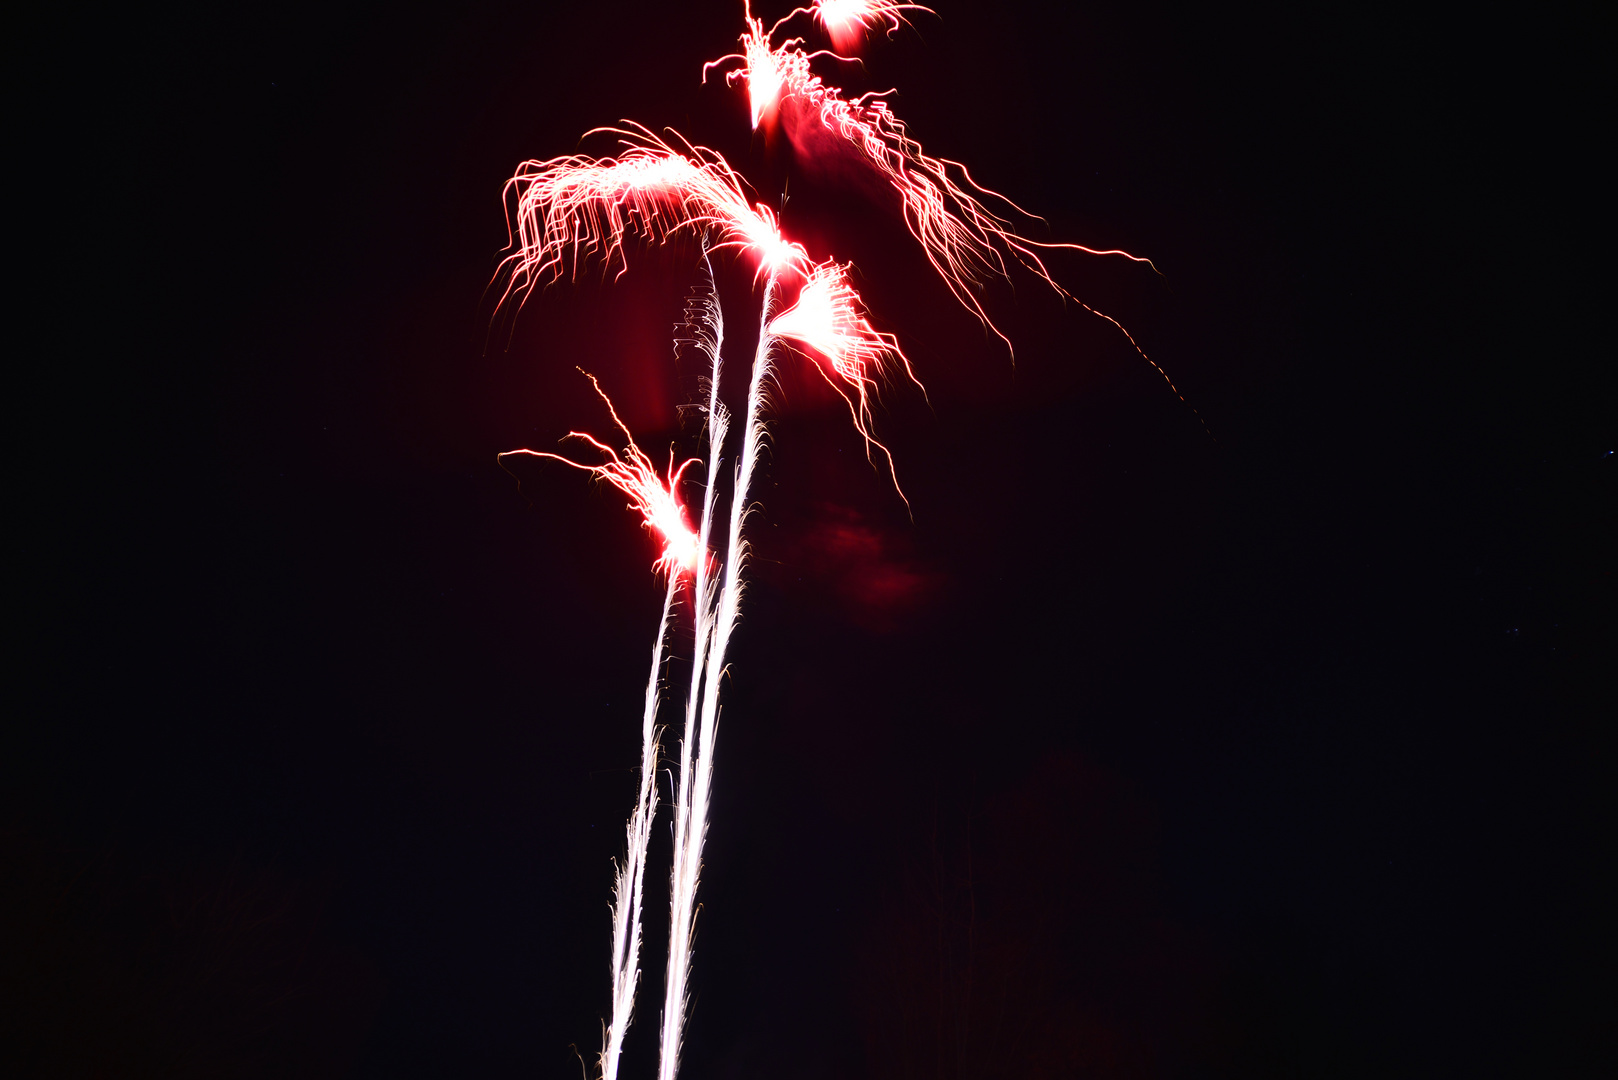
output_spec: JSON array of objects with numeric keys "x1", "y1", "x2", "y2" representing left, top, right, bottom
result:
[
  {"x1": 662, "y1": 260, "x2": 780, "y2": 1080},
  {"x1": 599, "y1": 570, "x2": 677, "y2": 1080},
  {"x1": 500, "y1": 125, "x2": 812, "y2": 300},
  {"x1": 663, "y1": 248, "x2": 729, "y2": 1080},
  {"x1": 781, "y1": 1, "x2": 933, "y2": 52},
  {"x1": 768, "y1": 260, "x2": 916, "y2": 498},
  {"x1": 499, "y1": 371, "x2": 702, "y2": 580}
]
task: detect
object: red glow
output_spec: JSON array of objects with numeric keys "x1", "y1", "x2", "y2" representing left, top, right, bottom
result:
[{"x1": 784, "y1": 503, "x2": 941, "y2": 631}]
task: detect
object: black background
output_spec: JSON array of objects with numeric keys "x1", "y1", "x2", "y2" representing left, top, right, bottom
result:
[{"x1": 6, "y1": 1, "x2": 1610, "y2": 1076}]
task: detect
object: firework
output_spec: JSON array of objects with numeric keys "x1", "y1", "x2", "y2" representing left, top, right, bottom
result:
[
  {"x1": 500, "y1": 125, "x2": 811, "y2": 301},
  {"x1": 500, "y1": 372, "x2": 701, "y2": 580},
  {"x1": 662, "y1": 250, "x2": 729, "y2": 1080},
  {"x1": 782, "y1": 0, "x2": 934, "y2": 52},
  {"x1": 495, "y1": 4, "x2": 1188, "y2": 1075},
  {"x1": 768, "y1": 260, "x2": 916, "y2": 497},
  {"x1": 599, "y1": 571, "x2": 678, "y2": 1080},
  {"x1": 706, "y1": 7, "x2": 1161, "y2": 361},
  {"x1": 499, "y1": 371, "x2": 706, "y2": 1079}
]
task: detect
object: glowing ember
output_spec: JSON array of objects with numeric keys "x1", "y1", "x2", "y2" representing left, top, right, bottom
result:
[{"x1": 500, "y1": 371, "x2": 702, "y2": 579}]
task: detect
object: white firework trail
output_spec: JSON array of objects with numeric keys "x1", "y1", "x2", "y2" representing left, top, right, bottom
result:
[
  {"x1": 600, "y1": 571, "x2": 678, "y2": 1080},
  {"x1": 496, "y1": 373, "x2": 704, "y2": 1080},
  {"x1": 661, "y1": 246, "x2": 731, "y2": 1080},
  {"x1": 596, "y1": 247, "x2": 732, "y2": 1080}
]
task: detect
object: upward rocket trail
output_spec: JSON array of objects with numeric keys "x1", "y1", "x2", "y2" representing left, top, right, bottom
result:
[
  {"x1": 497, "y1": 2, "x2": 1190, "y2": 1074},
  {"x1": 662, "y1": 248, "x2": 729, "y2": 1080}
]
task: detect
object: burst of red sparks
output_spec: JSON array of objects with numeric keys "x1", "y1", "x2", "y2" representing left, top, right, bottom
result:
[
  {"x1": 767, "y1": 260, "x2": 917, "y2": 498},
  {"x1": 500, "y1": 125, "x2": 811, "y2": 300},
  {"x1": 501, "y1": 372, "x2": 703, "y2": 579},
  {"x1": 704, "y1": 13, "x2": 821, "y2": 132},
  {"x1": 503, "y1": 6, "x2": 1193, "y2": 531},
  {"x1": 738, "y1": 15, "x2": 787, "y2": 127},
  {"x1": 769, "y1": 261, "x2": 910, "y2": 388},
  {"x1": 793, "y1": 0, "x2": 931, "y2": 52}
]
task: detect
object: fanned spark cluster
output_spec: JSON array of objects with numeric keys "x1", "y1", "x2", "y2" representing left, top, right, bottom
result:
[
  {"x1": 500, "y1": 125, "x2": 811, "y2": 300},
  {"x1": 769, "y1": 2, "x2": 931, "y2": 53},
  {"x1": 499, "y1": 371, "x2": 702, "y2": 580},
  {"x1": 802, "y1": 1, "x2": 930, "y2": 50},
  {"x1": 768, "y1": 261, "x2": 916, "y2": 494},
  {"x1": 496, "y1": 3, "x2": 1194, "y2": 1078},
  {"x1": 769, "y1": 261, "x2": 912, "y2": 388}
]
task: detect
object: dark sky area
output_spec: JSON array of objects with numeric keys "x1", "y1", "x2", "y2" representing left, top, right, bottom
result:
[{"x1": 6, "y1": 1, "x2": 1609, "y2": 1077}]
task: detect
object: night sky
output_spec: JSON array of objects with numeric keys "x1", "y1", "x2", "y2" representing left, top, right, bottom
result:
[{"x1": 7, "y1": 2, "x2": 1609, "y2": 1077}]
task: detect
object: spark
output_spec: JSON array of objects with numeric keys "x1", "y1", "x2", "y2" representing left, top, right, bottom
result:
[
  {"x1": 705, "y1": 14, "x2": 1163, "y2": 361},
  {"x1": 499, "y1": 370, "x2": 702, "y2": 580},
  {"x1": 599, "y1": 570, "x2": 677, "y2": 1080},
  {"x1": 500, "y1": 125, "x2": 811, "y2": 302},
  {"x1": 768, "y1": 260, "x2": 917, "y2": 498},
  {"x1": 785, "y1": 1, "x2": 934, "y2": 52}
]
